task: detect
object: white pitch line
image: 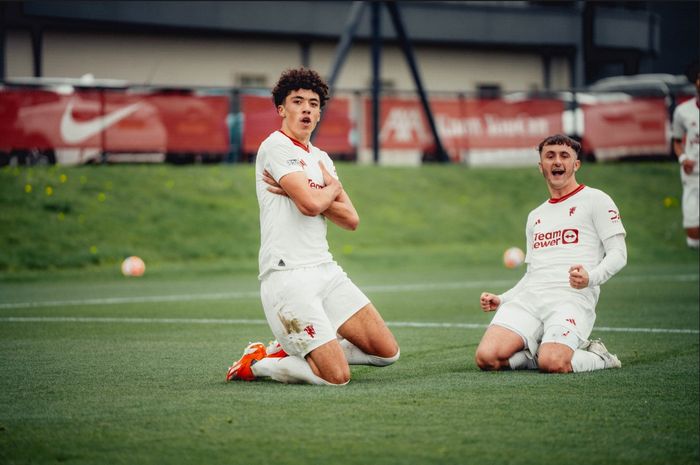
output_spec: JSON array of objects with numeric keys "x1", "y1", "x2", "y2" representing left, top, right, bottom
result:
[
  {"x1": 0, "y1": 316, "x2": 697, "y2": 335},
  {"x1": 0, "y1": 291, "x2": 261, "y2": 310},
  {"x1": 0, "y1": 273, "x2": 697, "y2": 311}
]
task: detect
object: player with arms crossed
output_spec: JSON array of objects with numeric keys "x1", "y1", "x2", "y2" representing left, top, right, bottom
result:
[
  {"x1": 475, "y1": 134, "x2": 626, "y2": 373},
  {"x1": 671, "y1": 61, "x2": 699, "y2": 249},
  {"x1": 226, "y1": 68, "x2": 399, "y2": 385}
]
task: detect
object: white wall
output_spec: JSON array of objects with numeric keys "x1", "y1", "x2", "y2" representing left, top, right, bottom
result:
[
  {"x1": 39, "y1": 31, "x2": 300, "y2": 88},
  {"x1": 5, "y1": 29, "x2": 571, "y2": 92},
  {"x1": 311, "y1": 41, "x2": 559, "y2": 93},
  {"x1": 5, "y1": 29, "x2": 34, "y2": 77}
]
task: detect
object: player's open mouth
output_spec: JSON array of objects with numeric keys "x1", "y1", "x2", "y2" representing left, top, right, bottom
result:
[
  {"x1": 301, "y1": 117, "x2": 312, "y2": 125},
  {"x1": 551, "y1": 168, "x2": 565, "y2": 177}
]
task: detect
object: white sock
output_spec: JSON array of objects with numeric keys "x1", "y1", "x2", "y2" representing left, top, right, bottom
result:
[
  {"x1": 687, "y1": 237, "x2": 699, "y2": 249},
  {"x1": 571, "y1": 349, "x2": 606, "y2": 372},
  {"x1": 338, "y1": 339, "x2": 400, "y2": 366},
  {"x1": 508, "y1": 351, "x2": 538, "y2": 370},
  {"x1": 251, "y1": 356, "x2": 343, "y2": 386}
]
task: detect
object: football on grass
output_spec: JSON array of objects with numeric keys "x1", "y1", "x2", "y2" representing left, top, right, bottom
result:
[
  {"x1": 503, "y1": 247, "x2": 524, "y2": 269},
  {"x1": 121, "y1": 256, "x2": 146, "y2": 277}
]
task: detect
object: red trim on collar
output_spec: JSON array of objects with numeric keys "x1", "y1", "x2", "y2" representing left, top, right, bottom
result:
[
  {"x1": 278, "y1": 130, "x2": 310, "y2": 153},
  {"x1": 549, "y1": 184, "x2": 585, "y2": 203}
]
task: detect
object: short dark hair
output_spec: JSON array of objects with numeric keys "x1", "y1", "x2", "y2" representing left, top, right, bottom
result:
[
  {"x1": 271, "y1": 68, "x2": 330, "y2": 108},
  {"x1": 537, "y1": 134, "x2": 581, "y2": 158}
]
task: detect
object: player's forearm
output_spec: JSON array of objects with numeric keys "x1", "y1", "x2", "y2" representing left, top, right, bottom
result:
[
  {"x1": 588, "y1": 234, "x2": 627, "y2": 287},
  {"x1": 673, "y1": 139, "x2": 684, "y2": 158},
  {"x1": 295, "y1": 183, "x2": 342, "y2": 216},
  {"x1": 322, "y1": 190, "x2": 359, "y2": 230},
  {"x1": 313, "y1": 184, "x2": 343, "y2": 213},
  {"x1": 323, "y1": 200, "x2": 359, "y2": 230}
]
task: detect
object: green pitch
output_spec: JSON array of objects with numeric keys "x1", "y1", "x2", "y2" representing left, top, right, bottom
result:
[{"x1": 0, "y1": 162, "x2": 698, "y2": 464}]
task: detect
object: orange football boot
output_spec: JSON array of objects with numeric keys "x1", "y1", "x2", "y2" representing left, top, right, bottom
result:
[{"x1": 226, "y1": 342, "x2": 267, "y2": 381}]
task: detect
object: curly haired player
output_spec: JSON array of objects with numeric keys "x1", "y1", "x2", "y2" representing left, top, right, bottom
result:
[{"x1": 226, "y1": 68, "x2": 399, "y2": 385}]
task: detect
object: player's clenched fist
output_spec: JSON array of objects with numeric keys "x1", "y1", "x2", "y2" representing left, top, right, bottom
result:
[
  {"x1": 480, "y1": 292, "x2": 501, "y2": 312},
  {"x1": 568, "y1": 264, "x2": 589, "y2": 289}
]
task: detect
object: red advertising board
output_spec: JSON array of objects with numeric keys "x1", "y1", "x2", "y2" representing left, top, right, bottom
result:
[
  {"x1": 580, "y1": 97, "x2": 668, "y2": 159},
  {"x1": 0, "y1": 85, "x2": 682, "y2": 165},
  {"x1": 241, "y1": 94, "x2": 353, "y2": 155},
  {"x1": 365, "y1": 96, "x2": 565, "y2": 161},
  {"x1": 0, "y1": 88, "x2": 229, "y2": 154}
]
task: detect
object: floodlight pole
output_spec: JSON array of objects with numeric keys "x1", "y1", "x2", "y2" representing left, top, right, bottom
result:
[
  {"x1": 371, "y1": 1, "x2": 382, "y2": 164},
  {"x1": 326, "y1": 1, "x2": 367, "y2": 95},
  {"x1": 321, "y1": 0, "x2": 448, "y2": 163},
  {"x1": 313, "y1": 1, "x2": 366, "y2": 144},
  {"x1": 384, "y1": 1, "x2": 448, "y2": 162}
]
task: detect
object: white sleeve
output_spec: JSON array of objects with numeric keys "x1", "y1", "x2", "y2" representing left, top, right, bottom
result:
[
  {"x1": 587, "y1": 233, "x2": 627, "y2": 287},
  {"x1": 592, "y1": 192, "x2": 626, "y2": 241},
  {"x1": 671, "y1": 105, "x2": 685, "y2": 140},
  {"x1": 266, "y1": 141, "x2": 304, "y2": 182}
]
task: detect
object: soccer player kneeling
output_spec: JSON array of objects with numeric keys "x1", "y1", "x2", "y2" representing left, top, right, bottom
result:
[
  {"x1": 475, "y1": 134, "x2": 626, "y2": 373},
  {"x1": 226, "y1": 68, "x2": 399, "y2": 385}
]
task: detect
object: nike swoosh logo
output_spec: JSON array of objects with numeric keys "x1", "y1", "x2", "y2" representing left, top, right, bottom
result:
[{"x1": 60, "y1": 99, "x2": 143, "y2": 144}]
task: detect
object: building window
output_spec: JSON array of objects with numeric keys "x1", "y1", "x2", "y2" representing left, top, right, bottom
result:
[
  {"x1": 237, "y1": 73, "x2": 268, "y2": 88},
  {"x1": 366, "y1": 78, "x2": 397, "y2": 96},
  {"x1": 477, "y1": 83, "x2": 502, "y2": 99}
]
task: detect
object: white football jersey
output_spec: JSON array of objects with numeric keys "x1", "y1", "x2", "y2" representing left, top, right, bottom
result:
[
  {"x1": 672, "y1": 98, "x2": 700, "y2": 176},
  {"x1": 522, "y1": 185, "x2": 626, "y2": 301},
  {"x1": 256, "y1": 130, "x2": 337, "y2": 278}
]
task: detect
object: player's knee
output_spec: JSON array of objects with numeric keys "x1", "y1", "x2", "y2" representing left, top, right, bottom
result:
[
  {"x1": 319, "y1": 364, "x2": 351, "y2": 385},
  {"x1": 538, "y1": 354, "x2": 572, "y2": 373},
  {"x1": 475, "y1": 349, "x2": 500, "y2": 371},
  {"x1": 323, "y1": 372, "x2": 351, "y2": 385}
]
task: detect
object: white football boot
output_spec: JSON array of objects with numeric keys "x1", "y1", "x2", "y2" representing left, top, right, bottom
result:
[{"x1": 585, "y1": 339, "x2": 622, "y2": 369}]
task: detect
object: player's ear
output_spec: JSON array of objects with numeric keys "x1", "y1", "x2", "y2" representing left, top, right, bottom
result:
[{"x1": 277, "y1": 105, "x2": 285, "y2": 117}]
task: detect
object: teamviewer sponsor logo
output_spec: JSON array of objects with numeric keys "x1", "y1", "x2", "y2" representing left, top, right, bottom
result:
[
  {"x1": 533, "y1": 228, "x2": 579, "y2": 249},
  {"x1": 562, "y1": 229, "x2": 578, "y2": 244}
]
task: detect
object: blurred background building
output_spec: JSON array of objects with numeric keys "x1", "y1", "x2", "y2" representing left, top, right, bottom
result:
[
  {"x1": 1, "y1": 1, "x2": 698, "y2": 167},
  {"x1": 2, "y1": 1, "x2": 698, "y2": 94}
]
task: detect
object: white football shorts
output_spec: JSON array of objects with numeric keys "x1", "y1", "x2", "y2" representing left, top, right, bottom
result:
[
  {"x1": 681, "y1": 173, "x2": 699, "y2": 228},
  {"x1": 260, "y1": 261, "x2": 370, "y2": 357},
  {"x1": 489, "y1": 288, "x2": 595, "y2": 355}
]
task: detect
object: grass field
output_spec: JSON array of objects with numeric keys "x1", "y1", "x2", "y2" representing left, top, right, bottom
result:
[{"x1": 1, "y1": 162, "x2": 698, "y2": 464}]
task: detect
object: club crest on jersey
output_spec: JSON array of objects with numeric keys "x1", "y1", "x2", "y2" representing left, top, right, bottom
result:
[
  {"x1": 304, "y1": 324, "x2": 316, "y2": 338},
  {"x1": 533, "y1": 228, "x2": 579, "y2": 249},
  {"x1": 569, "y1": 207, "x2": 576, "y2": 216}
]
